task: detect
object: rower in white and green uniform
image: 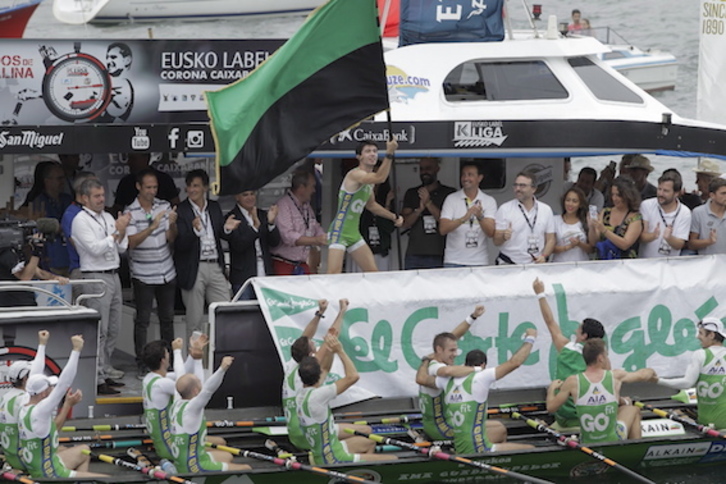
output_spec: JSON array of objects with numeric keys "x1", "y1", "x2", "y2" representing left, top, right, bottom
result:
[
  {"x1": 296, "y1": 335, "x2": 396, "y2": 464},
  {"x1": 435, "y1": 331, "x2": 538, "y2": 454},
  {"x1": 657, "y1": 317, "x2": 726, "y2": 430},
  {"x1": 18, "y1": 335, "x2": 106, "y2": 479},
  {"x1": 141, "y1": 337, "x2": 203, "y2": 460},
  {"x1": 416, "y1": 305, "x2": 506, "y2": 444},
  {"x1": 327, "y1": 139, "x2": 402, "y2": 274},
  {"x1": 533, "y1": 278, "x2": 605, "y2": 429},
  {"x1": 0, "y1": 331, "x2": 48, "y2": 470},
  {"x1": 547, "y1": 338, "x2": 656, "y2": 445},
  {"x1": 170, "y1": 356, "x2": 250, "y2": 472}
]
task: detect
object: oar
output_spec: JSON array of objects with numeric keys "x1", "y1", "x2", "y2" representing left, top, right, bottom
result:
[
  {"x1": 345, "y1": 428, "x2": 554, "y2": 484},
  {"x1": 208, "y1": 443, "x2": 378, "y2": 484},
  {"x1": 635, "y1": 401, "x2": 726, "y2": 439},
  {"x1": 82, "y1": 450, "x2": 195, "y2": 484},
  {"x1": 88, "y1": 438, "x2": 154, "y2": 449},
  {"x1": 487, "y1": 401, "x2": 547, "y2": 416},
  {"x1": 0, "y1": 472, "x2": 39, "y2": 484},
  {"x1": 511, "y1": 412, "x2": 656, "y2": 484},
  {"x1": 63, "y1": 418, "x2": 287, "y2": 432},
  {"x1": 59, "y1": 433, "x2": 149, "y2": 443},
  {"x1": 62, "y1": 423, "x2": 148, "y2": 432}
]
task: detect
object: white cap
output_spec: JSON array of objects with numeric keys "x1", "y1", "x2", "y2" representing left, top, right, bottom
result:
[
  {"x1": 7, "y1": 361, "x2": 31, "y2": 383},
  {"x1": 700, "y1": 317, "x2": 726, "y2": 339},
  {"x1": 25, "y1": 374, "x2": 59, "y2": 395}
]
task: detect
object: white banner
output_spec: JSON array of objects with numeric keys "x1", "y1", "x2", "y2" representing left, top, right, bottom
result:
[
  {"x1": 253, "y1": 256, "x2": 726, "y2": 400},
  {"x1": 697, "y1": 0, "x2": 726, "y2": 123}
]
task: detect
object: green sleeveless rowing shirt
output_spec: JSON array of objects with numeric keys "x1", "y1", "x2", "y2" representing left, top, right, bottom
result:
[
  {"x1": 19, "y1": 406, "x2": 71, "y2": 478},
  {"x1": 555, "y1": 341, "x2": 586, "y2": 427},
  {"x1": 0, "y1": 389, "x2": 26, "y2": 470},
  {"x1": 697, "y1": 347, "x2": 726, "y2": 430},
  {"x1": 419, "y1": 360, "x2": 454, "y2": 440},
  {"x1": 297, "y1": 385, "x2": 355, "y2": 464},
  {"x1": 143, "y1": 375, "x2": 174, "y2": 460},
  {"x1": 442, "y1": 369, "x2": 496, "y2": 454},
  {"x1": 328, "y1": 175, "x2": 372, "y2": 247},
  {"x1": 575, "y1": 370, "x2": 619, "y2": 444},
  {"x1": 282, "y1": 361, "x2": 309, "y2": 450},
  {"x1": 170, "y1": 401, "x2": 223, "y2": 472}
]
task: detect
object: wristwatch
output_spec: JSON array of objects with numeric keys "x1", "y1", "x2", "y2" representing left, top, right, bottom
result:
[{"x1": 421, "y1": 356, "x2": 431, "y2": 363}]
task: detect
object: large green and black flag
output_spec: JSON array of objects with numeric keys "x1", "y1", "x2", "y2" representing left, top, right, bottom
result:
[{"x1": 207, "y1": 0, "x2": 389, "y2": 195}]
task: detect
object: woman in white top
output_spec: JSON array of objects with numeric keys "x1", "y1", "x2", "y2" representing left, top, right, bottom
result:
[{"x1": 552, "y1": 187, "x2": 593, "y2": 262}]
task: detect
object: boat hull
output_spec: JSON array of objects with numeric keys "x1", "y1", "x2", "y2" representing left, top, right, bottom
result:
[
  {"x1": 35, "y1": 434, "x2": 726, "y2": 483},
  {"x1": 0, "y1": 0, "x2": 41, "y2": 37},
  {"x1": 52, "y1": 0, "x2": 321, "y2": 24}
]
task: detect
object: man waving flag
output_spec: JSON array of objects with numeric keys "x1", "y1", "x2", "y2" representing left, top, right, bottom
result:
[{"x1": 207, "y1": 0, "x2": 389, "y2": 195}]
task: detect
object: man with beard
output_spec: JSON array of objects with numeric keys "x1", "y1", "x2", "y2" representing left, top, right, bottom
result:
[
  {"x1": 401, "y1": 158, "x2": 455, "y2": 269},
  {"x1": 493, "y1": 171, "x2": 555, "y2": 264},
  {"x1": 639, "y1": 172, "x2": 692, "y2": 258}
]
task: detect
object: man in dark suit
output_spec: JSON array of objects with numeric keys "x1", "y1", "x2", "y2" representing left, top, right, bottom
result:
[
  {"x1": 174, "y1": 169, "x2": 234, "y2": 338},
  {"x1": 226, "y1": 190, "x2": 281, "y2": 300}
]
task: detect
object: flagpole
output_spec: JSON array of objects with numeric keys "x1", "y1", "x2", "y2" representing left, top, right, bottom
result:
[
  {"x1": 380, "y1": 0, "x2": 392, "y2": 36},
  {"x1": 376, "y1": 0, "x2": 403, "y2": 270}
]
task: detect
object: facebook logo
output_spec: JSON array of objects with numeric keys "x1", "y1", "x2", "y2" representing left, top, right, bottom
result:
[{"x1": 168, "y1": 128, "x2": 180, "y2": 149}]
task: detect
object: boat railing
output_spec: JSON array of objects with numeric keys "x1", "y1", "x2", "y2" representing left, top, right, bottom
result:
[{"x1": 0, "y1": 279, "x2": 106, "y2": 310}]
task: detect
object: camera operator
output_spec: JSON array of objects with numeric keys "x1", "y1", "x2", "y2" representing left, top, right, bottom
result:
[{"x1": 0, "y1": 233, "x2": 69, "y2": 308}]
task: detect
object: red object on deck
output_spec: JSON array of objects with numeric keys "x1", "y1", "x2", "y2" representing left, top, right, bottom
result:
[
  {"x1": 0, "y1": 0, "x2": 42, "y2": 38},
  {"x1": 377, "y1": 0, "x2": 399, "y2": 38}
]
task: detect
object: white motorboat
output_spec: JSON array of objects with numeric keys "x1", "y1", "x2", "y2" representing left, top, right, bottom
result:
[
  {"x1": 52, "y1": 0, "x2": 321, "y2": 24},
  {"x1": 586, "y1": 27, "x2": 678, "y2": 93},
  {"x1": 601, "y1": 43, "x2": 678, "y2": 93},
  {"x1": 318, "y1": 18, "x2": 721, "y2": 164}
]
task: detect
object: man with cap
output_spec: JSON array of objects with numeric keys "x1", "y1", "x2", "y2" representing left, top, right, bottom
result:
[
  {"x1": 693, "y1": 158, "x2": 722, "y2": 208},
  {"x1": 624, "y1": 154, "x2": 657, "y2": 201},
  {"x1": 0, "y1": 331, "x2": 49, "y2": 470},
  {"x1": 18, "y1": 335, "x2": 106, "y2": 478},
  {"x1": 655, "y1": 317, "x2": 726, "y2": 430}
]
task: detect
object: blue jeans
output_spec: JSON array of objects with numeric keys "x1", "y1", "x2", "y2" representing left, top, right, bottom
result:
[{"x1": 404, "y1": 254, "x2": 444, "y2": 270}]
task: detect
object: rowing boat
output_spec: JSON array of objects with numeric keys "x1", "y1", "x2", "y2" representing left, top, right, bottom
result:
[{"x1": 21, "y1": 398, "x2": 723, "y2": 483}]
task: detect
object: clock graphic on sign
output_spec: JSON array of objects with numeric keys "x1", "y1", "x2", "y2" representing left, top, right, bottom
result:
[{"x1": 40, "y1": 42, "x2": 112, "y2": 122}]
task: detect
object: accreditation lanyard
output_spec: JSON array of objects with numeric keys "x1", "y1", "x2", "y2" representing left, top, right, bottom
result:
[
  {"x1": 288, "y1": 192, "x2": 310, "y2": 230},
  {"x1": 192, "y1": 202, "x2": 211, "y2": 237},
  {"x1": 83, "y1": 207, "x2": 110, "y2": 236},
  {"x1": 518, "y1": 202, "x2": 538, "y2": 233},
  {"x1": 657, "y1": 203, "x2": 681, "y2": 228}
]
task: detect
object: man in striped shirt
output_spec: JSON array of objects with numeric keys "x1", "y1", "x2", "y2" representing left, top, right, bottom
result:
[{"x1": 125, "y1": 168, "x2": 178, "y2": 379}]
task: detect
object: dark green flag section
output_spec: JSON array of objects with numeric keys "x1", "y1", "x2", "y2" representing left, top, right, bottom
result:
[{"x1": 207, "y1": 0, "x2": 388, "y2": 195}]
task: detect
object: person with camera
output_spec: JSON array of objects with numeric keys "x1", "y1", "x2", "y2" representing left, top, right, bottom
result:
[{"x1": 0, "y1": 232, "x2": 68, "y2": 308}]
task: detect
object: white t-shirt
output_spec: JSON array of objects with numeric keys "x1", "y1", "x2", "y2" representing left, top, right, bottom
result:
[
  {"x1": 639, "y1": 198, "x2": 692, "y2": 258},
  {"x1": 419, "y1": 360, "x2": 446, "y2": 397},
  {"x1": 440, "y1": 189, "x2": 497, "y2": 266},
  {"x1": 552, "y1": 215, "x2": 589, "y2": 263},
  {"x1": 496, "y1": 199, "x2": 555, "y2": 264}
]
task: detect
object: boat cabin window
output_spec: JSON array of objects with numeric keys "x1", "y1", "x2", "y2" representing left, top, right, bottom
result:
[
  {"x1": 443, "y1": 61, "x2": 568, "y2": 102},
  {"x1": 568, "y1": 57, "x2": 643, "y2": 103},
  {"x1": 602, "y1": 51, "x2": 627, "y2": 61},
  {"x1": 459, "y1": 158, "x2": 507, "y2": 189}
]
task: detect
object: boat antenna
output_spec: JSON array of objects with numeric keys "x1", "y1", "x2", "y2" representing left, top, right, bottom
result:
[
  {"x1": 503, "y1": 0, "x2": 515, "y2": 40},
  {"x1": 520, "y1": 0, "x2": 540, "y2": 38}
]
